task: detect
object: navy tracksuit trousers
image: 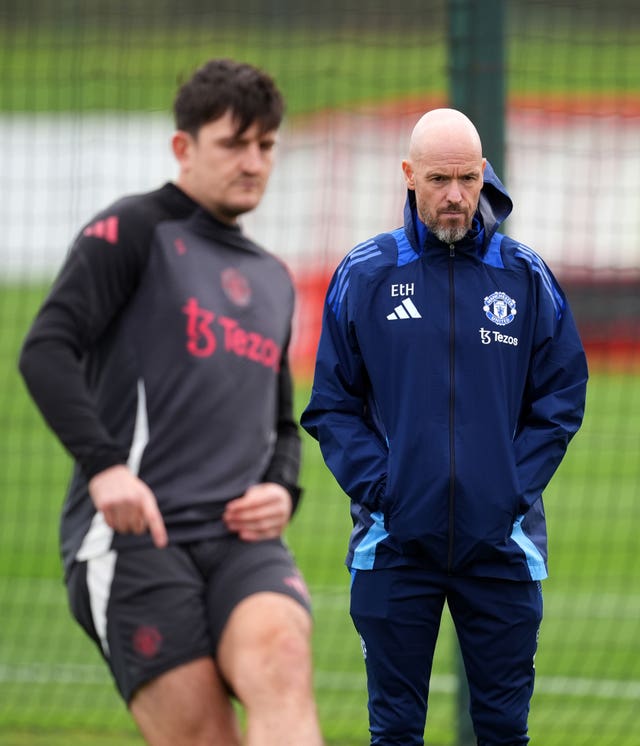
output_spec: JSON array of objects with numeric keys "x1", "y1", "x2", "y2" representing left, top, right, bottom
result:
[{"x1": 350, "y1": 567, "x2": 543, "y2": 745}]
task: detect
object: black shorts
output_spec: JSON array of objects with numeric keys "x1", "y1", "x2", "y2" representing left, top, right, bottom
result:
[{"x1": 66, "y1": 536, "x2": 311, "y2": 703}]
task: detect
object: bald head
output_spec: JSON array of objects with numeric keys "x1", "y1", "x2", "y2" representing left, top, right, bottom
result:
[
  {"x1": 408, "y1": 108, "x2": 483, "y2": 162},
  {"x1": 402, "y1": 109, "x2": 486, "y2": 244}
]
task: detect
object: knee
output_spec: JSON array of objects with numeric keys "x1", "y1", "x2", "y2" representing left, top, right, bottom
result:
[
  {"x1": 220, "y1": 597, "x2": 314, "y2": 702},
  {"x1": 248, "y1": 621, "x2": 313, "y2": 692}
]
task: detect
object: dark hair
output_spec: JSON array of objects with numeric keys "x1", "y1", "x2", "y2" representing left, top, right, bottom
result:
[{"x1": 173, "y1": 58, "x2": 284, "y2": 138}]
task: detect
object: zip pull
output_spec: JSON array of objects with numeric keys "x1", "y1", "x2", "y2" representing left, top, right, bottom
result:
[{"x1": 449, "y1": 243, "x2": 455, "y2": 257}]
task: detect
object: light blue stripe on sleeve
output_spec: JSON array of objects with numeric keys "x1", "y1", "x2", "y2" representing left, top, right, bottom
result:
[
  {"x1": 392, "y1": 227, "x2": 420, "y2": 267},
  {"x1": 328, "y1": 241, "x2": 382, "y2": 316},
  {"x1": 327, "y1": 240, "x2": 377, "y2": 306},
  {"x1": 515, "y1": 244, "x2": 564, "y2": 319},
  {"x1": 482, "y1": 232, "x2": 505, "y2": 268}
]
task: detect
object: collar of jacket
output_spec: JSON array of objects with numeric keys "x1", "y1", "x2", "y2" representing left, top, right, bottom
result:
[
  {"x1": 414, "y1": 211, "x2": 485, "y2": 255},
  {"x1": 427, "y1": 217, "x2": 485, "y2": 255}
]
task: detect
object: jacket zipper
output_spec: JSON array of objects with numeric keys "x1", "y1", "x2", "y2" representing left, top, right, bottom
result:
[{"x1": 447, "y1": 243, "x2": 456, "y2": 574}]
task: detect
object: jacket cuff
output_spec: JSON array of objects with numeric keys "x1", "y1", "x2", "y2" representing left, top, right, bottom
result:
[{"x1": 80, "y1": 449, "x2": 129, "y2": 481}]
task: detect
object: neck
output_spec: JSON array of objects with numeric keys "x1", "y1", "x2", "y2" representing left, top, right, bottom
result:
[{"x1": 173, "y1": 179, "x2": 239, "y2": 226}]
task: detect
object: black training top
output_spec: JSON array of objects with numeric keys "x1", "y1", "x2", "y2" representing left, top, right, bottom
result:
[{"x1": 19, "y1": 183, "x2": 302, "y2": 573}]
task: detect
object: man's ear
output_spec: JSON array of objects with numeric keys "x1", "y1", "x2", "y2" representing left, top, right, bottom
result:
[
  {"x1": 401, "y1": 160, "x2": 415, "y2": 189},
  {"x1": 171, "y1": 130, "x2": 192, "y2": 164}
]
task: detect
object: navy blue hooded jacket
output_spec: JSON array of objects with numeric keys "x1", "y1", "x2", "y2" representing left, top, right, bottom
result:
[{"x1": 301, "y1": 163, "x2": 588, "y2": 581}]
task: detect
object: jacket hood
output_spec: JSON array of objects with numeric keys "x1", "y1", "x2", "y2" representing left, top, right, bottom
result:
[{"x1": 404, "y1": 159, "x2": 513, "y2": 251}]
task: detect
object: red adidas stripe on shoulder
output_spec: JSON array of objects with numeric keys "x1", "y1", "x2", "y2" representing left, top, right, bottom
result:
[{"x1": 83, "y1": 215, "x2": 119, "y2": 245}]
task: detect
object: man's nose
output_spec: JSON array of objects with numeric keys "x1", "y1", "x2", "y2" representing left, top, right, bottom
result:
[
  {"x1": 446, "y1": 180, "x2": 463, "y2": 202},
  {"x1": 242, "y1": 143, "x2": 263, "y2": 172}
]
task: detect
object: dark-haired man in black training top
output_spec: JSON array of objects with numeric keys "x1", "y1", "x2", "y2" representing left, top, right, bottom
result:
[{"x1": 19, "y1": 58, "x2": 323, "y2": 746}]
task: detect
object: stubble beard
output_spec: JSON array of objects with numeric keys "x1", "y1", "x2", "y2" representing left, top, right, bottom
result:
[
  {"x1": 431, "y1": 223, "x2": 469, "y2": 244},
  {"x1": 423, "y1": 207, "x2": 472, "y2": 244}
]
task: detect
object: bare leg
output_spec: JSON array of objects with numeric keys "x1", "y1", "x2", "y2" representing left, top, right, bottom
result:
[
  {"x1": 130, "y1": 657, "x2": 242, "y2": 746},
  {"x1": 217, "y1": 592, "x2": 324, "y2": 746}
]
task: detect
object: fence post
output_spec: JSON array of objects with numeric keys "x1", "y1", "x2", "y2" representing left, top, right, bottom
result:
[
  {"x1": 449, "y1": 0, "x2": 506, "y2": 179},
  {"x1": 447, "y1": 1, "x2": 506, "y2": 745}
]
